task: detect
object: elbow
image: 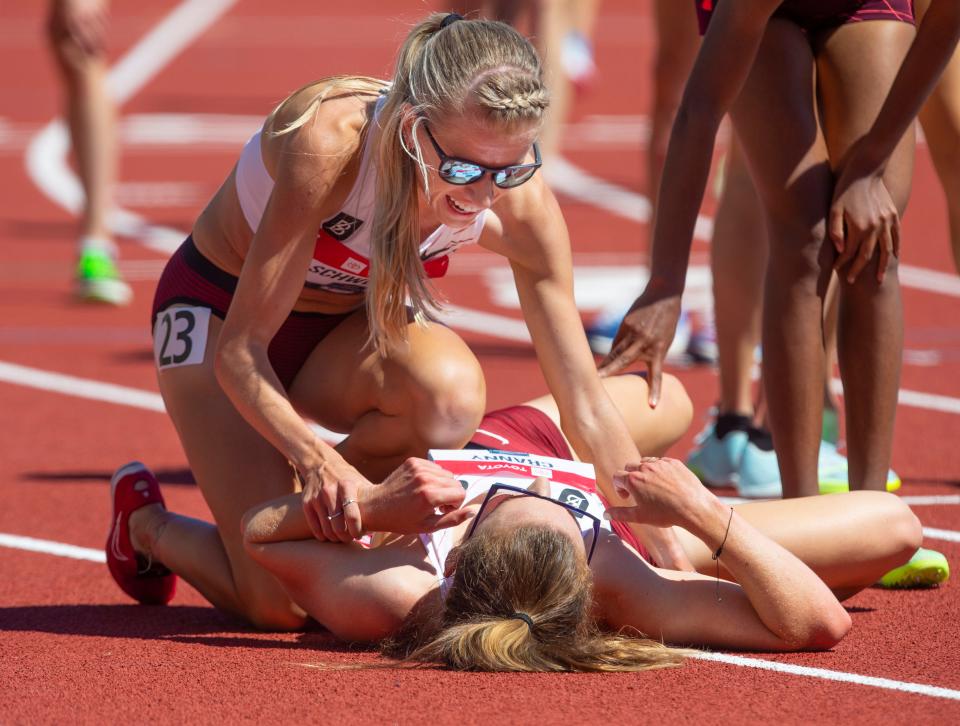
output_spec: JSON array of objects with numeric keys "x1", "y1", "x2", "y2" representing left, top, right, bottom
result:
[{"x1": 788, "y1": 607, "x2": 852, "y2": 651}]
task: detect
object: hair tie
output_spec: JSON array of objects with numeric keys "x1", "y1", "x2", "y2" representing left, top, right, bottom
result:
[
  {"x1": 440, "y1": 13, "x2": 464, "y2": 29},
  {"x1": 508, "y1": 612, "x2": 534, "y2": 630}
]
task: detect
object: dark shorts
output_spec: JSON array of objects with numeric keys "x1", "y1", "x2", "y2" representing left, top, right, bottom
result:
[
  {"x1": 151, "y1": 236, "x2": 351, "y2": 388},
  {"x1": 696, "y1": 0, "x2": 915, "y2": 35},
  {"x1": 467, "y1": 405, "x2": 654, "y2": 564}
]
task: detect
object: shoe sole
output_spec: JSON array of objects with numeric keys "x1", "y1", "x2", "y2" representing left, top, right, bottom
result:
[
  {"x1": 879, "y1": 564, "x2": 950, "y2": 588},
  {"x1": 819, "y1": 477, "x2": 902, "y2": 495},
  {"x1": 76, "y1": 278, "x2": 133, "y2": 306}
]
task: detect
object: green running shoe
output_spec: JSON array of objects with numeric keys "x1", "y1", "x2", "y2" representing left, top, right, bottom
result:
[
  {"x1": 75, "y1": 248, "x2": 132, "y2": 305},
  {"x1": 817, "y1": 441, "x2": 901, "y2": 494},
  {"x1": 877, "y1": 547, "x2": 950, "y2": 588}
]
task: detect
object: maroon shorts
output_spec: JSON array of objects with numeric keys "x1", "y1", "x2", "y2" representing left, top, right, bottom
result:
[
  {"x1": 151, "y1": 236, "x2": 351, "y2": 388},
  {"x1": 696, "y1": 0, "x2": 915, "y2": 35},
  {"x1": 467, "y1": 405, "x2": 654, "y2": 564}
]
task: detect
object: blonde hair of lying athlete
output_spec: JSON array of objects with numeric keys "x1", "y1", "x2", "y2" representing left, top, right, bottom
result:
[
  {"x1": 242, "y1": 373, "x2": 921, "y2": 671},
  {"x1": 142, "y1": 13, "x2": 687, "y2": 633}
]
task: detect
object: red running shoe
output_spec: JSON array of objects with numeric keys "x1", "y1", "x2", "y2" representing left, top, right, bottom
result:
[{"x1": 106, "y1": 461, "x2": 176, "y2": 604}]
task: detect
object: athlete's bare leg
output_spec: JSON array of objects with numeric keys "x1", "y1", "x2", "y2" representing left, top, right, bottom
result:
[
  {"x1": 712, "y1": 138, "x2": 768, "y2": 418},
  {"x1": 129, "y1": 309, "x2": 483, "y2": 629},
  {"x1": 815, "y1": 21, "x2": 914, "y2": 490},
  {"x1": 729, "y1": 22, "x2": 834, "y2": 497},
  {"x1": 46, "y1": 0, "x2": 116, "y2": 246},
  {"x1": 731, "y1": 20, "x2": 914, "y2": 496},
  {"x1": 289, "y1": 310, "x2": 485, "y2": 480},
  {"x1": 647, "y1": 0, "x2": 699, "y2": 223},
  {"x1": 674, "y1": 491, "x2": 921, "y2": 598},
  {"x1": 523, "y1": 372, "x2": 693, "y2": 456},
  {"x1": 916, "y1": 0, "x2": 960, "y2": 276}
]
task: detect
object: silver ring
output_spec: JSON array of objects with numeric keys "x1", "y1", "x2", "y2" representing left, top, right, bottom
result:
[
  {"x1": 342, "y1": 499, "x2": 358, "y2": 508},
  {"x1": 327, "y1": 510, "x2": 344, "y2": 520}
]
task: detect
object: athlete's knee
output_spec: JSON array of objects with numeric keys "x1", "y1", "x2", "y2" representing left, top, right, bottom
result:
[
  {"x1": 766, "y1": 218, "x2": 831, "y2": 287},
  {"x1": 410, "y1": 350, "x2": 486, "y2": 448},
  {"x1": 415, "y1": 375, "x2": 486, "y2": 448},
  {"x1": 658, "y1": 373, "x2": 694, "y2": 441}
]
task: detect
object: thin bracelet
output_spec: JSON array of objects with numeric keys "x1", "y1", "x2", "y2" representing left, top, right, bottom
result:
[{"x1": 711, "y1": 506, "x2": 735, "y2": 602}]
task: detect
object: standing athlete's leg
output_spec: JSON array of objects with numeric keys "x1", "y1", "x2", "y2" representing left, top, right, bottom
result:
[
  {"x1": 916, "y1": 0, "x2": 960, "y2": 276},
  {"x1": 729, "y1": 21, "x2": 835, "y2": 498},
  {"x1": 712, "y1": 138, "x2": 768, "y2": 419},
  {"x1": 289, "y1": 310, "x2": 486, "y2": 481},
  {"x1": 814, "y1": 20, "x2": 916, "y2": 490}
]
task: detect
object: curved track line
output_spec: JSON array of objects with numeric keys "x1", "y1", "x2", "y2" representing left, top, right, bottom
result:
[{"x1": 24, "y1": 0, "x2": 238, "y2": 255}]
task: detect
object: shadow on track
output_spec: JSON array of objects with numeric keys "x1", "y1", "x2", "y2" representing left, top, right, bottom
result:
[
  {"x1": 23, "y1": 468, "x2": 196, "y2": 486},
  {"x1": 0, "y1": 605, "x2": 371, "y2": 653}
]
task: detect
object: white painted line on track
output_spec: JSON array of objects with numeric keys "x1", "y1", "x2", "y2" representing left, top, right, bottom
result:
[
  {"x1": 923, "y1": 527, "x2": 960, "y2": 543},
  {"x1": 0, "y1": 360, "x2": 346, "y2": 444},
  {"x1": 904, "y1": 495, "x2": 960, "y2": 506},
  {"x1": 721, "y1": 495, "x2": 960, "y2": 506},
  {"x1": 0, "y1": 533, "x2": 104, "y2": 563},
  {"x1": 0, "y1": 361, "x2": 165, "y2": 412},
  {"x1": 693, "y1": 652, "x2": 960, "y2": 701},
  {"x1": 829, "y1": 378, "x2": 960, "y2": 416}
]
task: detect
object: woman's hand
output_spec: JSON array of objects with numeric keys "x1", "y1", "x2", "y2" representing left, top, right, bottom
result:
[
  {"x1": 358, "y1": 458, "x2": 471, "y2": 534},
  {"x1": 605, "y1": 457, "x2": 718, "y2": 532},
  {"x1": 829, "y1": 152, "x2": 901, "y2": 284},
  {"x1": 597, "y1": 289, "x2": 682, "y2": 407},
  {"x1": 301, "y1": 459, "x2": 372, "y2": 543}
]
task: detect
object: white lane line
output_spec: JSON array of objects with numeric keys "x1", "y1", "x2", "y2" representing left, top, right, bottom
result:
[
  {"x1": 924, "y1": 527, "x2": 960, "y2": 543},
  {"x1": 0, "y1": 533, "x2": 104, "y2": 563},
  {"x1": 547, "y1": 156, "x2": 960, "y2": 299},
  {"x1": 720, "y1": 495, "x2": 960, "y2": 506},
  {"x1": 693, "y1": 652, "x2": 960, "y2": 701},
  {"x1": 0, "y1": 359, "x2": 346, "y2": 444},
  {"x1": 24, "y1": 0, "x2": 238, "y2": 255},
  {"x1": 0, "y1": 361, "x2": 165, "y2": 412},
  {"x1": 905, "y1": 496, "x2": 960, "y2": 505},
  {"x1": 829, "y1": 378, "x2": 960, "y2": 416}
]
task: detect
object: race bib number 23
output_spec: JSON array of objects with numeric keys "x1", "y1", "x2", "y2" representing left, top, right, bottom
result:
[{"x1": 154, "y1": 306, "x2": 211, "y2": 369}]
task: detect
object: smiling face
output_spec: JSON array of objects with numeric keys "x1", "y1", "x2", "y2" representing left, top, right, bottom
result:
[{"x1": 409, "y1": 111, "x2": 541, "y2": 229}]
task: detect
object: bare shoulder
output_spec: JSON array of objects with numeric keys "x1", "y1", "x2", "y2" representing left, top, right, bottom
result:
[
  {"x1": 480, "y1": 174, "x2": 568, "y2": 266},
  {"x1": 261, "y1": 85, "x2": 376, "y2": 178}
]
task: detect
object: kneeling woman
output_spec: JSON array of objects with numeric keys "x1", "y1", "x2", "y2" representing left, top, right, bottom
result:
[
  {"x1": 134, "y1": 12, "x2": 691, "y2": 631},
  {"x1": 235, "y1": 374, "x2": 920, "y2": 669}
]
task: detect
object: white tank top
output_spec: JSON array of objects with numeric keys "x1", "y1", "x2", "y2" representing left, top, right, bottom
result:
[
  {"x1": 421, "y1": 449, "x2": 614, "y2": 600},
  {"x1": 233, "y1": 99, "x2": 486, "y2": 295}
]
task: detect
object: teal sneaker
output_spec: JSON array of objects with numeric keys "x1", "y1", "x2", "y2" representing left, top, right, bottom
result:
[
  {"x1": 75, "y1": 248, "x2": 132, "y2": 305},
  {"x1": 877, "y1": 548, "x2": 950, "y2": 588},
  {"x1": 686, "y1": 422, "x2": 781, "y2": 498},
  {"x1": 817, "y1": 441, "x2": 901, "y2": 494},
  {"x1": 686, "y1": 422, "x2": 747, "y2": 487}
]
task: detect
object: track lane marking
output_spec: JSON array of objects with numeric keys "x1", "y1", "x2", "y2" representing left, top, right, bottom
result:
[
  {"x1": 0, "y1": 533, "x2": 104, "y2": 563},
  {"x1": 1, "y1": 527, "x2": 955, "y2": 702},
  {"x1": 693, "y1": 652, "x2": 960, "y2": 701},
  {"x1": 0, "y1": 360, "x2": 346, "y2": 443}
]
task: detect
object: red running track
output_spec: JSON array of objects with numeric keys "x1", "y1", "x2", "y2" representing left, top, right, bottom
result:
[{"x1": 0, "y1": 0, "x2": 958, "y2": 722}]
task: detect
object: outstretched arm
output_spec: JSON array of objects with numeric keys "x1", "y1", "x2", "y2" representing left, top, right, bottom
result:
[
  {"x1": 484, "y1": 179, "x2": 694, "y2": 571},
  {"x1": 601, "y1": 459, "x2": 851, "y2": 650},
  {"x1": 598, "y1": 0, "x2": 780, "y2": 392}
]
